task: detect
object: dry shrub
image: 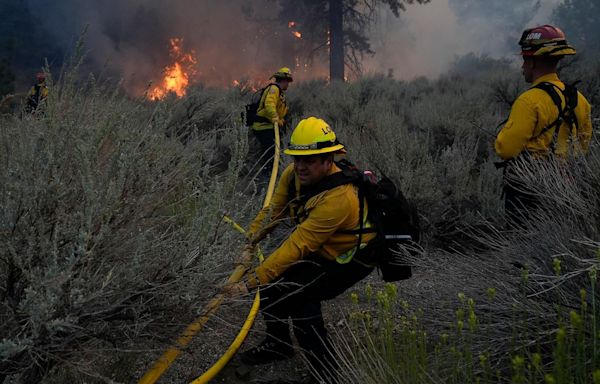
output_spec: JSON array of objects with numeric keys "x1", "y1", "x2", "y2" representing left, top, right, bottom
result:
[
  {"x1": 288, "y1": 74, "x2": 508, "y2": 246},
  {"x1": 329, "y1": 141, "x2": 600, "y2": 383},
  {"x1": 1, "y1": 51, "x2": 598, "y2": 382},
  {"x1": 0, "y1": 69, "x2": 251, "y2": 382}
]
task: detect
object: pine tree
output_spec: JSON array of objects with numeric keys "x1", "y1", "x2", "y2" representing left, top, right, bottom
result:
[{"x1": 279, "y1": 0, "x2": 430, "y2": 81}]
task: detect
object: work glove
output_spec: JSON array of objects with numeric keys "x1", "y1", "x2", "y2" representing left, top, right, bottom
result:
[
  {"x1": 235, "y1": 243, "x2": 256, "y2": 269},
  {"x1": 223, "y1": 281, "x2": 249, "y2": 297}
]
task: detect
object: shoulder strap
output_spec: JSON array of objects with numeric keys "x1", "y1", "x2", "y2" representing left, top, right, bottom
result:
[
  {"x1": 532, "y1": 81, "x2": 579, "y2": 152},
  {"x1": 258, "y1": 83, "x2": 282, "y2": 109},
  {"x1": 287, "y1": 161, "x2": 369, "y2": 256},
  {"x1": 301, "y1": 167, "x2": 360, "y2": 202},
  {"x1": 263, "y1": 83, "x2": 281, "y2": 96},
  {"x1": 287, "y1": 165, "x2": 351, "y2": 224},
  {"x1": 562, "y1": 82, "x2": 580, "y2": 133},
  {"x1": 287, "y1": 161, "x2": 361, "y2": 208}
]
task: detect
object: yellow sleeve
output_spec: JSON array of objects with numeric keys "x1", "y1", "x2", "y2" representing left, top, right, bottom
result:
[
  {"x1": 495, "y1": 94, "x2": 538, "y2": 160},
  {"x1": 248, "y1": 188, "x2": 353, "y2": 287},
  {"x1": 262, "y1": 85, "x2": 279, "y2": 123},
  {"x1": 577, "y1": 94, "x2": 593, "y2": 153},
  {"x1": 247, "y1": 164, "x2": 294, "y2": 241}
]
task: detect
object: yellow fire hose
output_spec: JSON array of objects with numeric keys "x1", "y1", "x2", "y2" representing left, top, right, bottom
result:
[
  {"x1": 138, "y1": 123, "x2": 281, "y2": 383},
  {"x1": 189, "y1": 216, "x2": 264, "y2": 384}
]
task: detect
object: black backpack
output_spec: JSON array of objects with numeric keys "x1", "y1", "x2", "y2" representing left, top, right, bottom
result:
[
  {"x1": 288, "y1": 160, "x2": 421, "y2": 282},
  {"x1": 242, "y1": 84, "x2": 280, "y2": 127}
]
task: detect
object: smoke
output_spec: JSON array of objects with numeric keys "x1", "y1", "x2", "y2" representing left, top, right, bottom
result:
[
  {"x1": 25, "y1": 0, "x2": 296, "y2": 93},
  {"x1": 23, "y1": 0, "x2": 564, "y2": 92},
  {"x1": 365, "y1": 0, "x2": 564, "y2": 79}
]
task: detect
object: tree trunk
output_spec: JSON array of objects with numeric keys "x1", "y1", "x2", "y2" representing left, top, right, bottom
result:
[{"x1": 329, "y1": 0, "x2": 344, "y2": 81}]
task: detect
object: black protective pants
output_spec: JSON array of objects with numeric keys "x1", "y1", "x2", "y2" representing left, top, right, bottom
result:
[
  {"x1": 503, "y1": 179, "x2": 539, "y2": 229},
  {"x1": 259, "y1": 254, "x2": 373, "y2": 382}
]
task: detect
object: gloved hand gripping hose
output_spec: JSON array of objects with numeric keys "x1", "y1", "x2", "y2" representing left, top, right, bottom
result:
[{"x1": 138, "y1": 122, "x2": 281, "y2": 384}]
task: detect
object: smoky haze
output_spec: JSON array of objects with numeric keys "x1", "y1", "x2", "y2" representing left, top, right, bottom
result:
[
  {"x1": 24, "y1": 0, "x2": 288, "y2": 92},
  {"x1": 21, "y1": 0, "x2": 565, "y2": 93},
  {"x1": 364, "y1": 0, "x2": 564, "y2": 78}
]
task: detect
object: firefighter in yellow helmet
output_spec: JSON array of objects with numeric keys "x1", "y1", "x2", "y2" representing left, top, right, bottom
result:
[
  {"x1": 25, "y1": 72, "x2": 49, "y2": 113},
  {"x1": 253, "y1": 67, "x2": 292, "y2": 131},
  {"x1": 228, "y1": 117, "x2": 376, "y2": 382},
  {"x1": 495, "y1": 25, "x2": 593, "y2": 226},
  {"x1": 247, "y1": 68, "x2": 292, "y2": 181}
]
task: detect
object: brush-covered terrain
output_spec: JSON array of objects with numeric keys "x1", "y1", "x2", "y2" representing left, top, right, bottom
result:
[{"x1": 1, "y1": 54, "x2": 599, "y2": 383}]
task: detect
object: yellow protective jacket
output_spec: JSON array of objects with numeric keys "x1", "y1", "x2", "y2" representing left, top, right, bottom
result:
[
  {"x1": 252, "y1": 83, "x2": 288, "y2": 131},
  {"x1": 495, "y1": 73, "x2": 592, "y2": 160},
  {"x1": 246, "y1": 163, "x2": 375, "y2": 289},
  {"x1": 27, "y1": 83, "x2": 49, "y2": 103}
]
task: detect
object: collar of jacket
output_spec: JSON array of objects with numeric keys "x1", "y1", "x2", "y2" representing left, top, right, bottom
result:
[
  {"x1": 327, "y1": 163, "x2": 342, "y2": 176},
  {"x1": 293, "y1": 162, "x2": 343, "y2": 206},
  {"x1": 311, "y1": 162, "x2": 342, "y2": 185},
  {"x1": 532, "y1": 72, "x2": 561, "y2": 86}
]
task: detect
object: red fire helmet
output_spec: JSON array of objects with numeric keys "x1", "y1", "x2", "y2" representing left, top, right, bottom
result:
[{"x1": 518, "y1": 25, "x2": 576, "y2": 57}]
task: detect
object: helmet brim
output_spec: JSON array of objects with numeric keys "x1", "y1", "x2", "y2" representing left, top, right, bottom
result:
[
  {"x1": 520, "y1": 45, "x2": 576, "y2": 57},
  {"x1": 284, "y1": 144, "x2": 345, "y2": 156},
  {"x1": 537, "y1": 47, "x2": 576, "y2": 56}
]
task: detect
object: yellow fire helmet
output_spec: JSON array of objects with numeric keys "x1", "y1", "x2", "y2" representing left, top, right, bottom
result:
[
  {"x1": 284, "y1": 117, "x2": 345, "y2": 156},
  {"x1": 272, "y1": 67, "x2": 293, "y2": 82}
]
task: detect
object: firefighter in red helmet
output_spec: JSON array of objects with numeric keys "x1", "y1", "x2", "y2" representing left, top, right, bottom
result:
[
  {"x1": 495, "y1": 25, "x2": 592, "y2": 226},
  {"x1": 26, "y1": 72, "x2": 49, "y2": 113}
]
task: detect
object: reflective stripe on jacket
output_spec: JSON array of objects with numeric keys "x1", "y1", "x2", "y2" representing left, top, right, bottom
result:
[
  {"x1": 252, "y1": 84, "x2": 288, "y2": 131},
  {"x1": 495, "y1": 73, "x2": 592, "y2": 160},
  {"x1": 246, "y1": 164, "x2": 375, "y2": 288}
]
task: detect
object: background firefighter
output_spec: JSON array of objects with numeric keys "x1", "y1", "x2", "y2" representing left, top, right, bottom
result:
[
  {"x1": 25, "y1": 72, "x2": 49, "y2": 113},
  {"x1": 246, "y1": 67, "x2": 291, "y2": 183},
  {"x1": 494, "y1": 24, "x2": 593, "y2": 227},
  {"x1": 226, "y1": 117, "x2": 377, "y2": 383}
]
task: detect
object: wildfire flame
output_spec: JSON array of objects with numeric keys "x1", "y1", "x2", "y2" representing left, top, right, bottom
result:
[
  {"x1": 148, "y1": 38, "x2": 198, "y2": 100},
  {"x1": 288, "y1": 20, "x2": 302, "y2": 40},
  {"x1": 232, "y1": 78, "x2": 261, "y2": 93}
]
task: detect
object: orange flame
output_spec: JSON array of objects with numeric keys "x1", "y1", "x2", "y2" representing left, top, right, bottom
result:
[
  {"x1": 232, "y1": 78, "x2": 261, "y2": 93},
  {"x1": 148, "y1": 38, "x2": 197, "y2": 100},
  {"x1": 288, "y1": 20, "x2": 302, "y2": 40}
]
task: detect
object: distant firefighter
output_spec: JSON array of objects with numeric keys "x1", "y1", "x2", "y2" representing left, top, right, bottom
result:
[
  {"x1": 495, "y1": 25, "x2": 593, "y2": 226},
  {"x1": 26, "y1": 72, "x2": 49, "y2": 113},
  {"x1": 244, "y1": 67, "x2": 292, "y2": 182}
]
